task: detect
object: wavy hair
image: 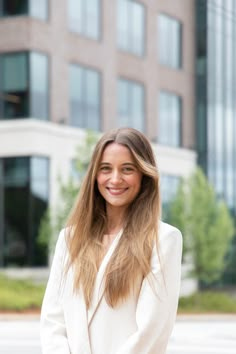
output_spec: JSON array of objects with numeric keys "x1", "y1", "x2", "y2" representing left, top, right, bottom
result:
[{"x1": 65, "y1": 127, "x2": 161, "y2": 308}]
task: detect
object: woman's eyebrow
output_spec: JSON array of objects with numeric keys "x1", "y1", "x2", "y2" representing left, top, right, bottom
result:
[
  {"x1": 99, "y1": 162, "x2": 111, "y2": 165},
  {"x1": 122, "y1": 162, "x2": 136, "y2": 166},
  {"x1": 99, "y1": 162, "x2": 136, "y2": 166}
]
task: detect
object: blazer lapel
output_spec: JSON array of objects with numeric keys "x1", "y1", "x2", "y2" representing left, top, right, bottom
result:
[
  {"x1": 87, "y1": 229, "x2": 123, "y2": 326},
  {"x1": 63, "y1": 269, "x2": 92, "y2": 354},
  {"x1": 75, "y1": 292, "x2": 92, "y2": 354}
]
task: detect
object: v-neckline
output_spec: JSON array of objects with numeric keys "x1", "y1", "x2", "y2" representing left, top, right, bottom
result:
[
  {"x1": 87, "y1": 229, "x2": 123, "y2": 322},
  {"x1": 98, "y1": 229, "x2": 123, "y2": 275}
]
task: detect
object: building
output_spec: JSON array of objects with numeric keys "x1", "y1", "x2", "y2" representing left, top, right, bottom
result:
[
  {"x1": 0, "y1": 0, "x2": 196, "y2": 268},
  {"x1": 196, "y1": 0, "x2": 236, "y2": 283}
]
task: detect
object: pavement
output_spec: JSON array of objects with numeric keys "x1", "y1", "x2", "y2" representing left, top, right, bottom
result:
[
  {"x1": 0, "y1": 313, "x2": 236, "y2": 354},
  {"x1": 1, "y1": 312, "x2": 236, "y2": 321}
]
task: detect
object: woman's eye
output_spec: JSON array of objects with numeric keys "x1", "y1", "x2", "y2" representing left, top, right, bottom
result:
[
  {"x1": 123, "y1": 167, "x2": 134, "y2": 173},
  {"x1": 100, "y1": 166, "x2": 110, "y2": 172}
]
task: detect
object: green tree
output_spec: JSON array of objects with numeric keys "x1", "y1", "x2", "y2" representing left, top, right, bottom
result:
[
  {"x1": 164, "y1": 178, "x2": 187, "y2": 257},
  {"x1": 37, "y1": 130, "x2": 99, "y2": 261},
  {"x1": 168, "y1": 168, "x2": 234, "y2": 286}
]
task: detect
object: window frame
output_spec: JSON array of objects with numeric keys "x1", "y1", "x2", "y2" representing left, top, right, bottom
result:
[
  {"x1": 0, "y1": 0, "x2": 49, "y2": 21},
  {"x1": 0, "y1": 50, "x2": 49, "y2": 120},
  {"x1": 158, "y1": 12, "x2": 183, "y2": 69},
  {"x1": 69, "y1": 62, "x2": 102, "y2": 131},
  {"x1": 117, "y1": 0, "x2": 146, "y2": 57},
  {"x1": 68, "y1": 0, "x2": 102, "y2": 41}
]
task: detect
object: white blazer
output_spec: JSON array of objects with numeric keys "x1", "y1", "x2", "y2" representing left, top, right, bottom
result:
[{"x1": 40, "y1": 221, "x2": 182, "y2": 354}]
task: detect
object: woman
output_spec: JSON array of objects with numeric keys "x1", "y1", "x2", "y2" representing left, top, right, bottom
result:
[{"x1": 40, "y1": 127, "x2": 182, "y2": 354}]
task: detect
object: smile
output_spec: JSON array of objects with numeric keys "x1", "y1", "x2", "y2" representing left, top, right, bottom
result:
[{"x1": 106, "y1": 188, "x2": 128, "y2": 195}]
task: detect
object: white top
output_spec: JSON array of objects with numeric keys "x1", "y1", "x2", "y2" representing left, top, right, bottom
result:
[{"x1": 40, "y1": 221, "x2": 183, "y2": 354}]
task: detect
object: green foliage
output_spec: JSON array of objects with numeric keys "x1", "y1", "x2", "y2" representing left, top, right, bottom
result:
[
  {"x1": 165, "y1": 179, "x2": 187, "y2": 257},
  {"x1": 73, "y1": 129, "x2": 99, "y2": 175},
  {"x1": 0, "y1": 275, "x2": 45, "y2": 311},
  {"x1": 178, "y1": 291, "x2": 236, "y2": 314},
  {"x1": 168, "y1": 167, "x2": 234, "y2": 285},
  {"x1": 37, "y1": 130, "x2": 99, "y2": 259},
  {"x1": 2, "y1": 272, "x2": 236, "y2": 314},
  {"x1": 37, "y1": 209, "x2": 52, "y2": 250}
]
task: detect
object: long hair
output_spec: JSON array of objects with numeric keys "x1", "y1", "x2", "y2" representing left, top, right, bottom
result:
[{"x1": 65, "y1": 127, "x2": 161, "y2": 308}]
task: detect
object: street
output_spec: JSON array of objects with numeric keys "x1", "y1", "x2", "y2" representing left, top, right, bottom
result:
[
  {"x1": 0, "y1": 316, "x2": 40, "y2": 354},
  {"x1": 168, "y1": 315, "x2": 236, "y2": 354},
  {"x1": 0, "y1": 315, "x2": 235, "y2": 354}
]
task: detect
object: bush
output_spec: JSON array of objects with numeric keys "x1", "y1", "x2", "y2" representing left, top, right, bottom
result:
[
  {"x1": 178, "y1": 291, "x2": 236, "y2": 314},
  {"x1": 0, "y1": 275, "x2": 45, "y2": 312},
  {"x1": 1, "y1": 275, "x2": 236, "y2": 314}
]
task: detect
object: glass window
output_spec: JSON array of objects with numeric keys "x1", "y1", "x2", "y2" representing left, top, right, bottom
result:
[
  {"x1": 31, "y1": 157, "x2": 49, "y2": 201},
  {"x1": 30, "y1": 52, "x2": 49, "y2": 120},
  {"x1": 3, "y1": 158, "x2": 30, "y2": 267},
  {"x1": 68, "y1": 0, "x2": 100, "y2": 40},
  {"x1": 0, "y1": 53, "x2": 29, "y2": 118},
  {"x1": 69, "y1": 64, "x2": 101, "y2": 130},
  {"x1": 117, "y1": 0, "x2": 145, "y2": 56},
  {"x1": 118, "y1": 78, "x2": 145, "y2": 131},
  {"x1": 0, "y1": 51, "x2": 49, "y2": 120},
  {"x1": 158, "y1": 14, "x2": 182, "y2": 68},
  {"x1": 158, "y1": 91, "x2": 182, "y2": 147},
  {"x1": 0, "y1": 0, "x2": 28, "y2": 16},
  {"x1": 30, "y1": 157, "x2": 49, "y2": 265},
  {"x1": 29, "y1": 0, "x2": 48, "y2": 20},
  {"x1": 0, "y1": 157, "x2": 49, "y2": 267},
  {"x1": 0, "y1": 0, "x2": 48, "y2": 20}
]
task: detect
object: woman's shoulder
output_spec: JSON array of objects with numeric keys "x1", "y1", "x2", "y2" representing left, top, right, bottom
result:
[
  {"x1": 158, "y1": 220, "x2": 181, "y2": 233},
  {"x1": 58, "y1": 226, "x2": 74, "y2": 241},
  {"x1": 149, "y1": 221, "x2": 183, "y2": 276},
  {"x1": 54, "y1": 226, "x2": 72, "y2": 251},
  {"x1": 158, "y1": 221, "x2": 182, "y2": 244}
]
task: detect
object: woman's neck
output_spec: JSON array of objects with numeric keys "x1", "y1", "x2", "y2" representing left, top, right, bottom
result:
[{"x1": 106, "y1": 206, "x2": 126, "y2": 235}]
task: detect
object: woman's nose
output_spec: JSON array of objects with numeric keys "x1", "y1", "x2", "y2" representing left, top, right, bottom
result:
[{"x1": 110, "y1": 170, "x2": 122, "y2": 183}]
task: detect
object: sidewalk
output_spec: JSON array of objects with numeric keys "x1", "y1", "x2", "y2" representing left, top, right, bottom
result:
[
  {"x1": 177, "y1": 313, "x2": 236, "y2": 321},
  {"x1": 0, "y1": 311, "x2": 40, "y2": 321},
  {"x1": 1, "y1": 312, "x2": 236, "y2": 321}
]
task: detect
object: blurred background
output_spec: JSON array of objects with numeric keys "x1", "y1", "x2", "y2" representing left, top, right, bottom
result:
[{"x1": 0, "y1": 0, "x2": 236, "y2": 315}]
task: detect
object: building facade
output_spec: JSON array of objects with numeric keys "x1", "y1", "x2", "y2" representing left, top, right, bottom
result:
[
  {"x1": 196, "y1": 0, "x2": 236, "y2": 283},
  {"x1": 0, "y1": 0, "x2": 196, "y2": 267}
]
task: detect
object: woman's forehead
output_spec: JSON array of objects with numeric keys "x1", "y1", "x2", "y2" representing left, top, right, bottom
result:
[{"x1": 100, "y1": 143, "x2": 134, "y2": 163}]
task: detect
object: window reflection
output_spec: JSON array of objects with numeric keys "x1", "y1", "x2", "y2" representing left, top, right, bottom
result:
[
  {"x1": 30, "y1": 52, "x2": 49, "y2": 120},
  {"x1": 0, "y1": 0, "x2": 48, "y2": 20},
  {"x1": 31, "y1": 157, "x2": 49, "y2": 201},
  {"x1": 205, "y1": 0, "x2": 236, "y2": 210},
  {"x1": 0, "y1": 51, "x2": 49, "y2": 120},
  {"x1": 117, "y1": 0, "x2": 145, "y2": 56},
  {"x1": 118, "y1": 78, "x2": 145, "y2": 131},
  {"x1": 68, "y1": 0, "x2": 100, "y2": 40},
  {"x1": 29, "y1": 0, "x2": 48, "y2": 20},
  {"x1": 0, "y1": 0, "x2": 28, "y2": 16},
  {"x1": 0, "y1": 157, "x2": 49, "y2": 267},
  {"x1": 69, "y1": 64, "x2": 101, "y2": 130},
  {"x1": 0, "y1": 53, "x2": 29, "y2": 118},
  {"x1": 158, "y1": 14, "x2": 182, "y2": 68}
]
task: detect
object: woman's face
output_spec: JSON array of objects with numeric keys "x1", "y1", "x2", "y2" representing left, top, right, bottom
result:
[{"x1": 96, "y1": 143, "x2": 143, "y2": 211}]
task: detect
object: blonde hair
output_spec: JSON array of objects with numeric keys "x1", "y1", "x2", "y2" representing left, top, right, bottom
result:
[{"x1": 65, "y1": 127, "x2": 161, "y2": 308}]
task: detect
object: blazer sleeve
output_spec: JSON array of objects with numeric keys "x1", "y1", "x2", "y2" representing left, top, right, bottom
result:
[
  {"x1": 40, "y1": 229, "x2": 71, "y2": 354},
  {"x1": 116, "y1": 225, "x2": 183, "y2": 354}
]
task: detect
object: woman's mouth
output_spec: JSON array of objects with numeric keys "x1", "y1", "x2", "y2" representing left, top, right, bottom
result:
[{"x1": 106, "y1": 188, "x2": 128, "y2": 195}]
